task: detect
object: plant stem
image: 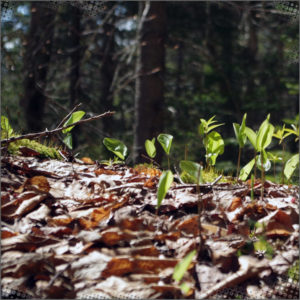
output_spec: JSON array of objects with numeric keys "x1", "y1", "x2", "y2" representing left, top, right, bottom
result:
[
  {"x1": 196, "y1": 164, "x2": 204, "y2": 257},
  {"x1": 281, "y1": 143, "x2": 285, "y2": 184},
  {"x1": 251, "y1": 174, "x2": 254, "y2": 201},
  {"x1": 236, "y1": 147, "x2": 242, "y2": 178},
  {"x1": 167, "y1": 155, "x2": 170, "y2": 170},
  {"x1": 254, "y1": 150, "x2": 257, "y2": 180},
  {"x1": 261, "y1": 157, "x2": 264, "y2": 201}
]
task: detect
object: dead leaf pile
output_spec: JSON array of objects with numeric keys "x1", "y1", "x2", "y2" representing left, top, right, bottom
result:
[{"x1": 1, "y1": 155, "x2": 299, "y2": 299}]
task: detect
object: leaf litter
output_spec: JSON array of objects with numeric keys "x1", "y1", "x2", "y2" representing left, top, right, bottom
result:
[{"x1": 1, "y1": 155, "x2": 299, "y2": 299}]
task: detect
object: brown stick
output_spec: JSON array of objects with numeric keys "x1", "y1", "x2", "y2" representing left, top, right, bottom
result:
[{"x1": 1, "y1": 111, "x2": 115, "y2": 145}]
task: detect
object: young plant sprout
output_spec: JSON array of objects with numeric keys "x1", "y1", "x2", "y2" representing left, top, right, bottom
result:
[
  {"x1": 156, "y1": 170, "x2": 173, "y2": 214},
  {"x1": 157, "y1": 133, "x2": 173, "y2": 169},
  {"x1": 62, "y1": 110, "x2": 85, "y2": 149},
  {"x1": 103, "y1": 137, "x2": 128, "y2": 161},
  {"x1": 233, "y1": 113, "x2": 247, "y2": 178},
  {"x1": 198, "y1": 116, "x2": 225, "y2": 167}
]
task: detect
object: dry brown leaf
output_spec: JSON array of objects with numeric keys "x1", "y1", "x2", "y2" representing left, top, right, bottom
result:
[
  {"x1": 25, "y1": 176, "x2": 50, "y2": 193},
  {"x1": 81, "y1": 157, "x2": 94, "y2": 165},
  {"x1": 1, "y1": 230, "x2": 18, "y2": 239},
  {"x1": 228, "y1": 197, "x2": 242, "y2": 212}
]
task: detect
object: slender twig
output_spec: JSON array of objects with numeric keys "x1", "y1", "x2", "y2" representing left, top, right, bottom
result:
[
  {"x1": 1, "y1": 111, "x2": 115, "y2": 145},
  {"x1": 56, "y1": 103, "x2": 82, "y2": 129}
]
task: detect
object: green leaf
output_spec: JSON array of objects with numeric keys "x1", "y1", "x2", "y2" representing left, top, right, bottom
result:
[
  {"x1": 103, "y1": 137, "x2": 128, "y2": 160},
  {"x1": 233, "y1": 113, "x2": 247, "y2": 147},
  {"x1": 257, "y1": 151, "x2": 271, "y2": 172},
  {"x1": 239, "y1": 158, "x2": 255, "y2": 181},
  {"x1": 204, "y1": 131, "x2": 224, "y2": 165},
  {"x1": 157, "y1": 170, "x2": 173, "y2": 209},
  {"x1": 284, "y1": 154, "x2": 299, "y2": 180},
  {"x1": 1, "y1": 116, "x2": 13, "y2": 136},
  {"x1": 180, "y1": 282, "x2": 191, "y2": 295},
  {"x1": 245, "y1": 127, "x2": 257, "y2": 149},
  {"x1": 206, "y1": 123, "x2": 225, "y2": 134},
  {"x1": 63, "y1": 133, "x2": 73, "y2": 149},
  {"x1": 254, "y1": 236, "x2": 274, "y2": 259},
  {"x1": 256, "y1": 115, "x2": 274, "y2": 151},
  {"x1": 172, "y1": 250, "x2": 196, "y2": 282},
  {"x1": 267, "y1": 152, "x2": 282, "y2": 163},
  {"x1": 145, "y1": 138, "x2": 156, "y2": 158},
  {"x1": 62, "y1": 111, "x2": 85, "y2": 134},
  {"x1": 180, "y1": 160, "x2": 203, "y2": 184},
  {"x1": 157, "y1": 134, "x2": 173, "y2": 155}
]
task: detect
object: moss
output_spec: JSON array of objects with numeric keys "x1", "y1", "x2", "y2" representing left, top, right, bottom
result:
[{"x1": 1, "y1": 128, "x2": 62, "y2": 160}]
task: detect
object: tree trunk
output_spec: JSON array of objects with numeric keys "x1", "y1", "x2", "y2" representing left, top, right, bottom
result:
[
  {"x1": 69, "y1": 6, "x2": 82, "y2": 149},
  {"x1": 99, "y1": 17, "x2": 116, "y2": 136},
  {"x1": 133, "y1": 1, "x2": 167, "y2": 164},
  {"x1": 22, "y1": 2, "x2": 55, "y2": 132}
]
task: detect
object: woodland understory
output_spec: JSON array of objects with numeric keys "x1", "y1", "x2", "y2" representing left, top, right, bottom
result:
[{"x1": 1, "y1": 153, "x2": 299, "y2": 299}]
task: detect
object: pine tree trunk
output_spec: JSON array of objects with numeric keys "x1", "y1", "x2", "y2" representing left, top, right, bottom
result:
[
  {"x1": 22, "y1": 2, "x2": 55, "y2": 132},
  {"x1": 133, "y1": 1, "x2": 167, "y2": 164}
]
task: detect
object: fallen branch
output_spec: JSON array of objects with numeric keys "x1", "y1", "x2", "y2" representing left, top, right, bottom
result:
[{"x1": 1, "y1": 111, "x2": 115, "y2": 145}]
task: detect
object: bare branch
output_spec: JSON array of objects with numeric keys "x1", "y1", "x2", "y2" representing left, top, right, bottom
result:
[{"x1": 1, "y1": 111, "x2": 115, "y2": 145}]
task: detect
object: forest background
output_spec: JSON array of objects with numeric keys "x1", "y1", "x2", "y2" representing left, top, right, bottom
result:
[{"x1": 1, "y1": 0, "x2": 299, "y2": 182}]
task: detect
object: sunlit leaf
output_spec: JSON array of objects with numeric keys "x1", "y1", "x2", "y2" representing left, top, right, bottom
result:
[
  {"x1": 239, "y1": 158, "x2": 255, "y2": 181},
  {"x1": 284, "y1": 154, "x2": 299, "y2": 180},
  {"x1": 172, "y1": 250, "x2": 196, "y2": 282},
  {"x1": 254, "y1": 236, "x2": 274, "y2": 259},
  {"x1": 233, "y1": 113, "x2": 247, "y2": 147},
  {"x1": 62, "y1": 111, "x2": 85, "y2": 134},
  {"x1": 180, "y1": 160, "x2": 203, "y2": 184},
  {"x1": 103, "y1": 137, "x2": 128, "y2": 160},
  {"x1": 157, "y1": 134, "x2": 173, "y2": 155},
  {"x1": 257, "y1": 151, "x2": 271, "y2": 172},
  {"x1": 63, "y1": 133, "x2": 73, "y2": 149},
  {"x1": 256, "y1": 114, "x2": 274, "y2": 151},
  {"x1": 1, "y1": 116, "x2": 14, "y2": 136},
  {"x1": 203, "y1": 131, "x2": 224, "y2": 165},
  {"x1": 157, "y1": 170, "x2": 173, "y2": 209},
  {"x1": 245, "y1": 127, "x2": 257, "y2": 149},
  {"x1": 180, "y1": 282, "x2": 191, "y2": 295},
  {"x1": 145, "y1": 138, "x2": 156, "y2": 158}
]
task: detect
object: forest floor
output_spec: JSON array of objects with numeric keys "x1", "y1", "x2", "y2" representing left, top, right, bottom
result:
[{"x1": 1, "y1": 154, "x2": 299, "y2": 299}]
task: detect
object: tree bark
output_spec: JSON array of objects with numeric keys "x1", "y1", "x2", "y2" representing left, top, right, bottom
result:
[
  {"x1": 99, "y1": 16, "x2": 116, "y2": 136},
  {"x1": 69, "y1": 6, "x2": 82, "y2": 149},
  {"x1": 22, "y1": 2, "x2": 55, "y2": 132},
  {"x1": 133, "y1": 1, "x2": 167, "y2": 164}
]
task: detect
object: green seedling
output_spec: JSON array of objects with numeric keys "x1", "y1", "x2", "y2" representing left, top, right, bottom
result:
[
  {"x1": 254, "y1": 236, "x2": 274, "y2": 259},
  {"x1": 62, "y1": 110, "x2": 85, "y2": 149},
  {"x1": 172, "y1": 249, "x2": 197, "y2": 296},
  {"x1": 199, "y1": 116, "x2": 224, "y2": 167},
  {"x1": 145, "y1": 137, "x2": 156, "y2": 158},
  {"x1": 198, "y1": 115, "x2": 225, "y2": 136},
  {"x1": 284, "y1": 154, "x2": 299, "y2": 181},
  {"x1": 284, "y1": 124, "x2": 299, "y2": 142},
  {"x1": 233, "y1": 113, "x2": 247, "y2": 178},
  {"x1": 180, "y1": 160, "x2": 203, "y2": 184},
  {"x1": 268, "y1": 152, "x2": 282, "y2": 179},
  {"x1": 204, "y1": 131, "x2": 225, "y2": 166},
  {"x1": 157, "y1": 170, "x2": 173, "y2": 212},
  {"x1": 103, "y1": 137, "x2": 128, "y2": 160},
  {"x1": 157, "y1": 133, "x2": 173, "y2": 169},
  {"x1": 173, "y1": 250, "x2": 196, "y2": 282},
  {"x1": 240, "y1": 114, "x2": 274, "y2": 181}
]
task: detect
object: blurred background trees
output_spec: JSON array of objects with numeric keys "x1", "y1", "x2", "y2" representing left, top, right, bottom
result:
[{"x1": 1, "y1": 1, "x2": 298, "y2": 175}]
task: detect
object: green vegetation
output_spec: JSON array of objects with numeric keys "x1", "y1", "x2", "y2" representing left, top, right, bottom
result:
[
  {"x1": 1, "y1": 116, "x2": 62, "y2": 159},
  {"x1": 103, "y1": 137, "x2": 128, "y2": 160},
  {"x1": 157, "y1": 170, "x2": 173, "y2": 210},
  {"x1": 62, "y1": 111, "x2": 85, "y2": 149}
]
